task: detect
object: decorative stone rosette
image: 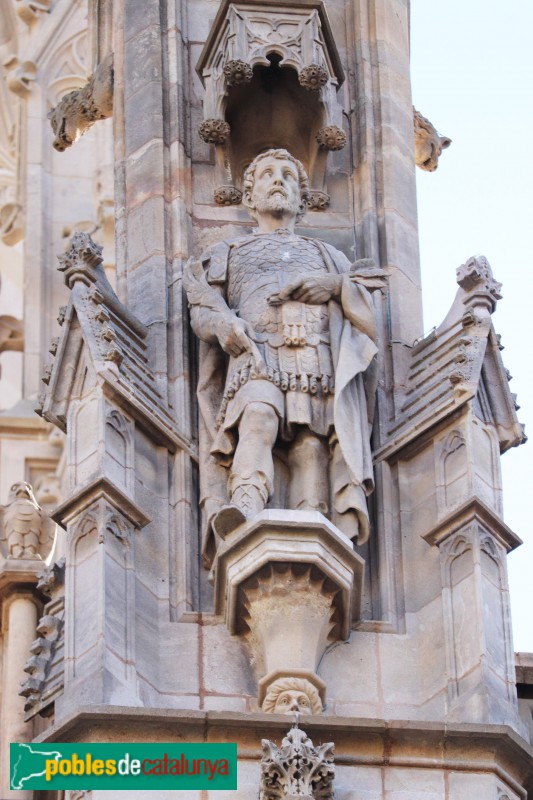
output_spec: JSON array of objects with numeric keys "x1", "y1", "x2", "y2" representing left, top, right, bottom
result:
[
  {"x1": 214, "y1": 185, "x2": 243, "y2": 206},
  {"x1": 298, "y1": 63, "x2": 329, "y2": 91},
  {"x1": 316, "y1": 125, "x2": 347, "y2": 151},
  {"x1": 223, "y1": 59, "x2": 253, "y2": 86},
  {"x1": 198, "y1": 118, "x2": 230, "y2": 145},
  {"x1": 307, "y1": 191, "x2": 330, "y2": 211}
]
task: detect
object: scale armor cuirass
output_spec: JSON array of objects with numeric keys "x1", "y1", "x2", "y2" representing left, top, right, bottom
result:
[{"x1": 218, "y1": 231, "x2": 335, "y2": 425}]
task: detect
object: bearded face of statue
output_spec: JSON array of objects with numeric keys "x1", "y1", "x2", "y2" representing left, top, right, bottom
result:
[{"x1": 249, "y1": 155, "x2": 302, "y2": 220}]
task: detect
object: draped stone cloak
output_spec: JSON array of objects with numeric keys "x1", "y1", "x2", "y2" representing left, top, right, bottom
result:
[{"x1": 187, "y1": 235, "x2": 379, "y2": 569}]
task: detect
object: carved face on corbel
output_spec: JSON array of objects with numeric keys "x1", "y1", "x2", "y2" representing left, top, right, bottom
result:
[
  {"x1": 262, "y1": 677, "x2": 323, "y2": 715},
  {"x1": 242, "y1": 149, "x2": 309, "y2": 223}
]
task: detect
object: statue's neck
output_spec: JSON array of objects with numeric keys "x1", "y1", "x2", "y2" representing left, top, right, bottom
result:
[{"x1": 256, "y1": 215, "x2": 296, "y2": 234}]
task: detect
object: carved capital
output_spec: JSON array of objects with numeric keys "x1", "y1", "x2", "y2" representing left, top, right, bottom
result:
[
  {"x1": 58, "y1": 231, "x2": 104, "y2": 288},
  {"x1": 214, "y1": 185, "x2": 243, "y2": 205},
  {"x1": 260, "y1": 725, "x2": 335, "y2": 800},
  {"x1": 48, "y1": 54, "x2": 114, "y2": 152},
  {"x1": 298, "y1": 64, "x2": 328, "y2": 91},
  {"x1": 307, "y1": 191, "x2": 330, "y2": 211},
  {"x1": 316, "y1": 125, "x2": 346, "y2": 151},
  {"x1": 223, "y1": 59, "x2": 253, "y2": 86},
  {"x1": 198, "y1": 118, "x2": 230, "y2": 145}
]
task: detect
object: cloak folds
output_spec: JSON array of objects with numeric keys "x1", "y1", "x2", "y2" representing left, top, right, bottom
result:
[{"x1": 186, "y1": 237, "x2": 381, "y2": 569}]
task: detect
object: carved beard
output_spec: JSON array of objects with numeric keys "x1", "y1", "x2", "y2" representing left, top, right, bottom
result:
[{"x1": 254, "y1": 191, "x2": 300, "y2": 218}]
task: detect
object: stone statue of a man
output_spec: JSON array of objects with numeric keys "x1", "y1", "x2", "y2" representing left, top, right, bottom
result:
[{"x1": 185, "y1": 149, "x2": 385, "y2": 567}]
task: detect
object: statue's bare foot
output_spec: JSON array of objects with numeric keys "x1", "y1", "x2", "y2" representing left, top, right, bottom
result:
[{"x1": 213, "y1": 504, "x2": 247, "y2": 539}]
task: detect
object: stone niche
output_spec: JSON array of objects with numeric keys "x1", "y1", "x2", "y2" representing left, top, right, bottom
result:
[{"x1": 196, "y1": 0, "x2": 346, "y2": 207}]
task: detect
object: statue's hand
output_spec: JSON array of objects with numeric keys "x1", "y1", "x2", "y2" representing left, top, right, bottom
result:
[
  {"x1": 217, "y1": 316, "x2": 254, "y2": 357},
  {"x1": 268, "y1": 274, "x2": 342, "y2": 305}
]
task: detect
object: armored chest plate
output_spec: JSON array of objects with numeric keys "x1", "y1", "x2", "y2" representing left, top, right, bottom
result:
[{"x1": 227, "y1": 231, "x2": 329, "y2": 338}]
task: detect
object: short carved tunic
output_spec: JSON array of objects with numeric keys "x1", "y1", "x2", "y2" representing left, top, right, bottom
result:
[{"x1": 218, "y1": 230, "x2": 335, "y2": 440}]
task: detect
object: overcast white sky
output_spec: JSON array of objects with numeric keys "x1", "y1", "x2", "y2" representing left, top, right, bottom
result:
[{"x1": 411, "y1": 1, "x2": 533, "y2": 651}]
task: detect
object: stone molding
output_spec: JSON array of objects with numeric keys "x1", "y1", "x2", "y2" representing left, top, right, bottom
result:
[
  {"x1": 33, "y1": 707, "x2": 533, "y2": 796},
  {"x1": 52, "y1": 477, "x2": 150, "y2": 531},
  {"x1": 422, "y1": 496, "x2": 522, "y2": 553},
  {"x1": 20, "y1": 558, "x2": 65, "y2": 718}
]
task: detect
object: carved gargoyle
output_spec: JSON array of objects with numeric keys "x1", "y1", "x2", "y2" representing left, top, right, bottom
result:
[
  {"x1": 413, "y1": 107, "x2": 451, "y2": 172},
  {"x1": 48, "y1": 54, "x2": 114, "y2": 152},
  {"x1": 0, "y1": 482, "x2": 55, "y2": 560}
]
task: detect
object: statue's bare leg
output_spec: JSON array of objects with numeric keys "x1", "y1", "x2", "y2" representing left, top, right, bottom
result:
[
  {"x1": 288, "y1": 428, "x2": 329, "y2": 514},
  {"x1": 213, "y1": 401, "x2": 278, "y2": 537}
]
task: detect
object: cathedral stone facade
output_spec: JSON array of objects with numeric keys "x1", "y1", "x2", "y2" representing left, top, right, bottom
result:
[{"x1": 0, "y1": 0, "x2": 532, "y2": 798}]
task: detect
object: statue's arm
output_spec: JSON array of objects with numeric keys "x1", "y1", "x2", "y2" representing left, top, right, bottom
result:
[{"x1": 184, "y1": 256, "x2": 258, "y2": 360}]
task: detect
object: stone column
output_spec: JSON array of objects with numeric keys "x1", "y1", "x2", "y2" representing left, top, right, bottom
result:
[
  {"x1": 1, "y1": 592, "x2": 38, "y2": 800},
  {"x1": 349, "y1": 0, "x2": 422, "y2": 424}
]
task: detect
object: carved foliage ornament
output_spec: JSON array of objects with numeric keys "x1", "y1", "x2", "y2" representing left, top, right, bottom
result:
[{"x1": 260, "y1": 725, "x2": 335, "y2": 800}]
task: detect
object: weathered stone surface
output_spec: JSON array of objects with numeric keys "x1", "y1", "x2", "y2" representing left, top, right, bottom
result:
[
  {"x1": 413, "y1": 107, "x2": 451, "y2": 171},
  {"x1": 48, "y1": 55, "x2": 114, "y2": 152}
]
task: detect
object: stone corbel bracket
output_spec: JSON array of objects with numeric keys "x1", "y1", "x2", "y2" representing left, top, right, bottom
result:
[
  {"x1": 48, "y1": 54, "x2": 113, "y2": 152},
  {"x1": 196, "y1": 1, "x2": 345, "y2": 206},
  {"x1": 213, "y1": 509, "x2": 364, "y2": 712}
]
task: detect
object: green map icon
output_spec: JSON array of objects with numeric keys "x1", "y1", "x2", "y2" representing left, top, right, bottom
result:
[{"x1": 11, "y1": 743, "x2": 63, "y2": 790}]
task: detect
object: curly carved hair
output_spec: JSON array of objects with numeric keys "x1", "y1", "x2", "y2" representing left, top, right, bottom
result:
[
  {"x1": 261, "y1": 677, "x2": 322, "y2": 714},
  {"x1": 242, "y1": 149, "x2": 310, "y2": 222}
]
